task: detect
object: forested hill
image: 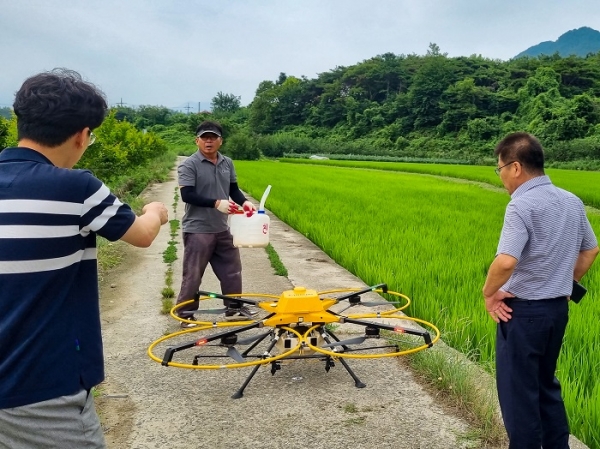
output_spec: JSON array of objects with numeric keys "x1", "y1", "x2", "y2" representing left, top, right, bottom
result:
[
  {"x1": 515, "y1": 27, "x2": 600, "y2": 58},
  {"x1": 237, "y1": 43, "x2": 600, "y2": 168},
  {"x1": 42, "y1": 43, "x2": 600, "y2": 170}
]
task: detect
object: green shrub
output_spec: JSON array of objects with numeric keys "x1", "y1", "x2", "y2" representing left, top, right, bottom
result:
[{"x1": 223, "y1": 132, "x2": 260, "y2": 160}]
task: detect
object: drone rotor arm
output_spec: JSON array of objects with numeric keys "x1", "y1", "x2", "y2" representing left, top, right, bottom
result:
[
  {"x1": 333, "y1": 283, "x2": 388, "y2": 303},
  {"x1": 196, "y1": 290, "x2": 259, "y2": 307},
  {"x1": 343, "y1": 317, "x2": 433, "y2": 346}
]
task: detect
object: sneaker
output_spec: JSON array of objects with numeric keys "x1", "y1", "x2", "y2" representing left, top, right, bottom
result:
[
  {"x1": 180, "y1": 321, "x2": 198, "y2": 329},
  {"x1": 224, "y1": 306, "x2": 258, "y2": 321}
]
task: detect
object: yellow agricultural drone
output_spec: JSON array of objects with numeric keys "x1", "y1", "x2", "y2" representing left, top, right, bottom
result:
[{"x1": 148, "y1": 283, "x2": 440, "y2": 399}]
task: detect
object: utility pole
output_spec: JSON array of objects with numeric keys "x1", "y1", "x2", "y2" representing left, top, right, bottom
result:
[
  {"x1": 198, "y1": 102, "x2": 201, "y2": 113},
  {"x1": 184, "y1": 103, "x2": 191, "y2": 114},
  {"x1": 117, "y1": 98, "x2": 125, "y2": 107}
]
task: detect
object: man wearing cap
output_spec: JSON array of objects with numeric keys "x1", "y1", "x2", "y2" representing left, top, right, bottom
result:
[{"x1": 175, "y1": 120, "x2": 257, "y2": 326}]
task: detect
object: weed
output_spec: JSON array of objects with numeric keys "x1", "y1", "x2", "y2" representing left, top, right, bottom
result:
[
  {"x1": 343, "y1": 403, "x2": 358, "y2": 413},
  {"x1": 342, "y1": 416, "x2": 366, "y2": 426},
  {"x1": 163, "y1": 245, "x2": 177, "y2": 264},
  {"x1": 265, "y1": 243, "x2": 288, "y2": 276},
  {"x1": 161, "y1": 298, "x2": 173, "y2": 315}
]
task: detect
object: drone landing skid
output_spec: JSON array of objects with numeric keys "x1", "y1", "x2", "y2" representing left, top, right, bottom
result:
[{"x1": 231, "y1": 325, "x2": 366, "y2": 399}]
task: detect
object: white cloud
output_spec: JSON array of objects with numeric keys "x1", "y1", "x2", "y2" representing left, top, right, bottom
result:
[{"x1": 1, "y1": 0, "x2": 599, "y2": 110}]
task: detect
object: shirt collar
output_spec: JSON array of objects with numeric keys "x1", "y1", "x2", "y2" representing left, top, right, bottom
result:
[
  {"x1": 511, "y1": 175, "x2": 551, "y2": 199},
  {"x1": 0, "y1": 147, "x2": 55, "y2": 166},
  {"x1": 196, "y1": 150, "x2": 223, "y2": 165}
]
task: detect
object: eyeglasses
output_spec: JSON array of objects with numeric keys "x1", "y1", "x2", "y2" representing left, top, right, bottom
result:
[
  {"x1": 88, "y1": 131, "x2": 97, "y2": 147},
  {"x1": 495, "y1": 161, "x2": 516, "y2": 176},
  {"x1": 197, "y1": 133, "x2": 220, "y2": 141}
]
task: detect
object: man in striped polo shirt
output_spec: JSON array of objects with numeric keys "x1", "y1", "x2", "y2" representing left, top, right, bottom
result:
[
  {"x1": 0, "y1": 69, "x2": 168, "y2": 448},
  {"x1": 482, "y1": 132, "x2": 598, "y2": 448}
]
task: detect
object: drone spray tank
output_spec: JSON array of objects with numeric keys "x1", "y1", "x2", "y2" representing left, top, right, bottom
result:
[{"x1": 229, "y1": 185, "x2": 271, "y2": 248}]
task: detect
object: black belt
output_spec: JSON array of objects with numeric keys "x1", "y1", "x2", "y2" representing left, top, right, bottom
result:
[{"x1": 509, "y1": 296, "x2": 567, "y2": 302}]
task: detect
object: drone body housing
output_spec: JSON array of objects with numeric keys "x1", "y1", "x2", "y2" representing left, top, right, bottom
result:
[{"x1": 260, "y1": 287, "x2": 338, "y2": 327}]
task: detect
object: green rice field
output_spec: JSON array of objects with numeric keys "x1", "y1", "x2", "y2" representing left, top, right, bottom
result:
[
  {"x1": 282, "y1": 158, "x2": 600, "y2": 210},
  {"x1": 236, "y1": 160, "x2": 600, "y2": 448}
]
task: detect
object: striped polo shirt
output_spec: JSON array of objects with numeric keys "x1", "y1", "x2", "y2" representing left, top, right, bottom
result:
[
  {"x1": 0, "y1": 147, "x2": 135, "y2": 408},
  {"x1": 497, "y1": 175, "x2": 597, "y2": 300}
]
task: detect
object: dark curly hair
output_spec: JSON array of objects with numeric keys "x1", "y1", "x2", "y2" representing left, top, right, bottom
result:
[{"x1": 13, "y1": 68, "x2": 108, "y2": 147}]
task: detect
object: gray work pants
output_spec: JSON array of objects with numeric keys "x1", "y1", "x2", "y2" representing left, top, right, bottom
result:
[{"x1": 175, "y1": 231, "x2": 242, "y2": 316}]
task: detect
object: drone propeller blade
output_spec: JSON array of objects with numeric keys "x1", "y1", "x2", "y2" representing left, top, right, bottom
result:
[
  {"x1": 322, "y1": 336, "x2": 367, "y2": 348},
  {"x1": 179, "y1": 308, "x2": 228, "y2": 316},
  {"x1": 236, "y1": 331, "x2": 272, "y2": 346},
  {"x1": 226, "y1": 346, "x2": 246, "y2": 363},
  {"x1": 360, "y1": 300, "x2": 391, "y2": 307}
]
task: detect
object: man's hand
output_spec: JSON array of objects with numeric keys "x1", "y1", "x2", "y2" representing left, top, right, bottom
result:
[
  {"x1": 483, "y1": 290, "x2": 514, "y2": 323},
  {"x1": 121, "y1": 202, "x2": 168, "y2": 247},
  {"x1": 215, "y1": 199, "x2": 238, "y2": 214},
  {"x1": 242, "y1": 201, "x2": 256, "y2": 217},
  {"x1": 142, "y1": 201, "x2": 168, "y2": 225}
]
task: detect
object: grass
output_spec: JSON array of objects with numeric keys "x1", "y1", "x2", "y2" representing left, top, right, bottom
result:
[
  {"x1": 161, "y1": 188, "x2": 181, "y2": 314},
  {"x1": 403, "y1": 343, "x2": 507, "y2": 447},
  {"x1": 343, "y1": 403, "x2": 358, "y2": 413},
  {"x1": 97, "y1": 239, "x2": 127, "y2": 282},
  {"x1": 265, "y1": 243, "x2": 288, "y2": 276},
  {"x1": 162, "y1": 243, "x2": 177, "y2": 264}
]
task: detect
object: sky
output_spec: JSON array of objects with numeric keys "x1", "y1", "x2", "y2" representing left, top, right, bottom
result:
[{"x1": 1, "y1": 0, "x2": 599, "y2": 112}]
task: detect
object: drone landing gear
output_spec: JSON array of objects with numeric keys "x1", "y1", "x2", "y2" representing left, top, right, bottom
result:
[
  {"x1": 322, "y1": 327, "x2": 366, "y2": 389},
  {"x1": 230, "y1": 325, "x2": 367, "y2": 399},
  {"x1": 232, "y1": 329, "x2": 285, "y2": 399}
]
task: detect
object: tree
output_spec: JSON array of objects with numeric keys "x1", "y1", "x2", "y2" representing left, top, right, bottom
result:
[
  {"x1": 0, "y1": 107, "x2": 12, "y2": 120},
  {"x1": 211, "y1": 92, "x2": 241, "y2": 114},
  {"x1": 0, "y1": 117, "x2": 9, "y2": 149}
]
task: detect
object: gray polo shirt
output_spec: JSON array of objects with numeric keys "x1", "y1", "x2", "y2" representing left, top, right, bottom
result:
[
  {"x1": 497, "y1": 175, "x2": 597, "y2": 299},
  {"x1": 178, "y1": 151, "x2": 237, "y2": 233}
]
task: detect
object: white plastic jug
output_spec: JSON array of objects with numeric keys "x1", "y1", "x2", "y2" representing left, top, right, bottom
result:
[
  {"x1": 229, "y1": 185, "x2": 272, "y2": 248},
  {"x1": 229, "y1": 211, "x2": 270, "y2": 248}
]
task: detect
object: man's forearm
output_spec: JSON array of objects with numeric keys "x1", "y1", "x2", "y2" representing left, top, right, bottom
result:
[
  {"x1": 180, "y1": 186, "x2": 216, "y2": 208},
  {"x1": 574, "y1": 246, "x2": 600, "y2": 281},
  {"x1": 229, "y1": 182, "x2": 247, "y2": 205},
  {"x1": 483, "y1": 254, "x2": 518, "y2": 297}
]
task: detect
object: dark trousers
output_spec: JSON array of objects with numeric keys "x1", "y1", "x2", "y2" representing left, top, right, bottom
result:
[
  {"x1": 175, "y1": 231, "x2": 242, "y2": 317},
  {"x1": 496, "y1": 297, "x2": 570, "y2": 449}
]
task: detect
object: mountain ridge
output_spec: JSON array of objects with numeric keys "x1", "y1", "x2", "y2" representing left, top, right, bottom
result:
[{"x1": 515, "y1": 26, "x2": 600, "y2": 58}]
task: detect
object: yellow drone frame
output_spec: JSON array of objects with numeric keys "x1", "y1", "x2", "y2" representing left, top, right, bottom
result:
[{"x1": 148, "y1": 283, "x2": 440, "y2": 398}]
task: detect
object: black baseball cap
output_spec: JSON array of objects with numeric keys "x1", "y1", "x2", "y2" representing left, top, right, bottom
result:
[{"x1": 196, "y1": 121, "x2": 222, "y2": 137}]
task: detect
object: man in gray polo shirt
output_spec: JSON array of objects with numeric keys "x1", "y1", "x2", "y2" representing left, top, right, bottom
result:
[
  {"x1": 175, "y1": 120, "x2": 256, "y2": 327},
  {"x1": 482, "y1": 132, "x2": 598, "y2": 448}
]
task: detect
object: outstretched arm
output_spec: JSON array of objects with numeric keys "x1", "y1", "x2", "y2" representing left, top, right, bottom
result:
[{"x1": 120, "y1": 202, "x2": 168, "y2": 248}]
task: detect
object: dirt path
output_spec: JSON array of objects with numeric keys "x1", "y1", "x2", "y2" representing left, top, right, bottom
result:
[{"x1": 95, "y1": 161, "x2": 548, "y2": 449}]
